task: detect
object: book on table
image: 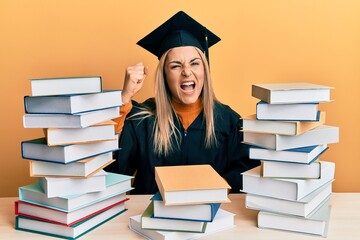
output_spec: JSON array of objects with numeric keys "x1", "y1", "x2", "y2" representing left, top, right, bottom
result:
[
  {"x1": 15, "y1": 200, "x2": 127, "y2": 239},
  {"x1": 19, "y1": 172, "x2": 133, "y2": 212},
  {"x1": 29, "y1": 152, "x2": 114, "y2": 178},
  {"x1": 155, "y1": 164, "x2": 231, "y2": 206},
  {"x1": 30, "y1": 76, "x2": 102, "y2": 97},
  {"x1": 141, "y1": 201, "x2": 207, "y2": 233},
  {"x1": 24, "y1": 90, "x2": 122, "y2": 114},
  {"x1": 249, "y1": 144, "x2": 328, "y2": 164},
  {"x1": 251, "y1": 82, "x2": 333, "y2": 104},
  {"x1": 257, "y1": 199, "x2": 331, "y2": 237},
  {"x1": 129, "y1": 208, "x2": 235, "y2": 240},
  {"x1": 243, "y1": 125, "x2": 339, "y2": 151},
  {"x1": 261, "y1": 160, "x2": 322, "y2": 179},
  {"x1": 245, "y1": 181, "x2": 332, "y2": 217},
  {"x1": 38, "y1": 170, "x2": 107, "y2": 198},
  {"x1": 242, "y1": 112, "x2": 325, "y2": 136},
  {"x1": 21, "y1": 137, "x2": 119, "y2": 164},
  {"x1": 45, "y1": 120, "x2": 117, "y2": 146},
  {"x1": 241, "y1": 161, "x2": 335, "y2": 201},
  {"x1": 151, "y1": 192, "x2": 221, "y2": 222},
  {"x1": 15, "y1": 193, "x2": 128, "y2": 226},
  {"x1": 255, "y1": 101, "x2": 320, "y2": 121}
]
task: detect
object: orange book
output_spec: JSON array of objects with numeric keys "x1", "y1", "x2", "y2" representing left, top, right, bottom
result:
[{"x1": 155, "y1": 165, "x2": 231, "y2": 206}]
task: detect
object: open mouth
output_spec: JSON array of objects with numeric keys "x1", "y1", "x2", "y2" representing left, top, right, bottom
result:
[{"x1": 180, "y1": 81, "x2": 195, "y2": 92}]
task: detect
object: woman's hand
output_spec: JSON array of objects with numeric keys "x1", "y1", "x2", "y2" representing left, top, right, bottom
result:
[{"x1": 122, "y1": 63, "x2": 148, "y2": 104}]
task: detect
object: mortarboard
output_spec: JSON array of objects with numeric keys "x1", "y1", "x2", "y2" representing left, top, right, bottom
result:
[{"x1": 137, "y1": 11, "x2": 221, "y2": 62}]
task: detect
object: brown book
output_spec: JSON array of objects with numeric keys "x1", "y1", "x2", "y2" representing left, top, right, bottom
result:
[{"x1": 155, "y1": 165, "x2": 231, "y2": 206}]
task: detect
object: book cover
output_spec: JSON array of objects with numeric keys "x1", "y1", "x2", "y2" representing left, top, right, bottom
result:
[{"x1": 261, "y1": 160, "x2": 322, "y2": 179}]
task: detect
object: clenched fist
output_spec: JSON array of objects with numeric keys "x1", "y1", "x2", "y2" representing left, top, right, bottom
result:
[{"x1": 122, "y1": 63, "x2": 148, "y2": 104}]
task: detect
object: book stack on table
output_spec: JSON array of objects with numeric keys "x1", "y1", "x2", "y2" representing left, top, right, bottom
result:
[
  {"x1": 16, "y1": 76, "x2": 133, "y2": 239},
  {"x1": 241, "y1": 82, "x2": 339, "y2": 237},
  {"x1": 129, "y1": 165, "x2": 236, "y2": 240}
]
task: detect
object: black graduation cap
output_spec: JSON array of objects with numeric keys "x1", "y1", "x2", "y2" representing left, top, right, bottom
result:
[{"x1": 137, "y1": 11, "x2": 221, "y2": 62}]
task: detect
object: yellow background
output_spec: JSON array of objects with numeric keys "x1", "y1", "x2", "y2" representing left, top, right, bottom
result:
[{"x1": 1, "y1": 0, "x2": 359, "y2": 197}]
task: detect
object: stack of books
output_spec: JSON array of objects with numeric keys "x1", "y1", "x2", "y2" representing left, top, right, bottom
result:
[
  {"x1": 129, "y1": 165, "x2": 236, "y2": 240},
  {"x1": 240, "y1": 82, "x2": 339, "y2": 237},
  {"x1": 16, "y1": 76, "x2": 134, "y2": 239}
]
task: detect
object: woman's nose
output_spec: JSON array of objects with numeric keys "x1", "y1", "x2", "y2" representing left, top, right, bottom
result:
[{"x1": 182, "y1": 67, "x2": 192, "y2": 77}]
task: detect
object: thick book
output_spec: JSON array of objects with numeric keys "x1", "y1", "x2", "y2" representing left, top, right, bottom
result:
[
  {"x1": 19, "y1": 172, "x2": 133, "y2": 212},
  {"x1": 30, "y1": 76, "x2": 102, "y2": 97},
  {"x1": 155, "y1": 165, "x2": 231, "y2": 206},
  {"x1": 249, "y1": 144, "x2": 328, "y2": 164},
  {"x1": 243, "y1": 125, "x2": 339, "y2": 151},
  {"x1": 151, "y1": 192, "x2": 221, "y2": 222},
  {"x1": 15, "y1": 194, "x2": 128, "y2": 226},
  {"x1": 261, "y1": 160, "x2": 322, "y2": 179},
  {"x1": 256, "y1": 101, "x2": 320, "y2": 121},
  {"x1": 252, "y1": 82, "x2": 332, "y2": 104},
  {"x1": 45, "y1": 120, "x2": 117, "y2": 146},
  {"x1": 257, "y1": 200, "x2": 331, "y2": 237},
  {"x1": 129, "y1": 209, "x2": 235, "y2": 240},
  {"x1": 141, "y1": 202, "x2": 207, "y2": 233},
  {"x1": 21, "y1": 137, "x2": 119, "y2": 164},
  {"x1": 38, "y1": 170, "x2": 107, "y2": 198},
  {"x1": 24, "y1": 90, "x2": 122, "y2": 114},
  {"x1": 241, "y1": 161, "x2": 335, "y2": 201},
  {"x1": 246, "y1": 181, "x2": 332, "y2": 217},
  {"x1": 23, "y1": 106, "x2": 120, "y2": 128},
  {"x1": 29, "y1": 152, "x2": 114, "y2": 178},
  {"x1": 15, "y1": 201, "x2": 127, "y2": 239},
  {"x1": 242, "y1": 112, "x2": 325, "y2": 136}
]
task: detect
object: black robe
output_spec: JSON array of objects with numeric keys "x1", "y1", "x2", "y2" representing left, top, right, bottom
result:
[{"x1": 106, "y1": 98, "x2": 260, "y2": 194}]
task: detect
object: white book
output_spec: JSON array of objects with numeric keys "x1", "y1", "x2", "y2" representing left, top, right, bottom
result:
[
  {"x1": 241, "y1": 161, "x2": 335, "y2": 201},
  {"x1": 243, "y1": 125, "x2": 339, "y2": 151},
  {"x1": 38, "y1": 170, "x2": 107, "y2": 198},
  {"x1": 30, "y1": 76, "x2": 102, "y2": 97},
  {"x1": 249, "y1": 144, "x2": 328, "y2": 164},
  {"x1": 261, "y1": 160, "x2": 322, "y2": 179},
  {"x1": 246, "y1": 181, "x2": 332, "y2": 217},
  {"x1": 129, "y1": 209, "x2": 235, "y2": 240},
  {"x1": 23, "y1": 106, "x2": 120, "y2": 128},
  {"x1": 24, "y1": 90, "x2": 122, "y2": 114}
]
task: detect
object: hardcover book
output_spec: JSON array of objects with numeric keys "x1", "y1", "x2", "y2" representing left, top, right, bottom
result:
[{"x1": 261, "y1": 160, "x2": 322, "y2": 179}]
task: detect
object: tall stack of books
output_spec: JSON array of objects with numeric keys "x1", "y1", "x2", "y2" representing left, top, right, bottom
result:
[
  {"x1": 16, "y1": 76, "x2": 134, "y2": 239},
  {"x1": 240, "y1": 82, "x2": 339, "y2": 237},
  {"x1": 129, "y1": 165, "x2": 236, "y2": 240}
]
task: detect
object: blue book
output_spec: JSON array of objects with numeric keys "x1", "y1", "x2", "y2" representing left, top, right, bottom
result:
[{"x1": 150, "y1": 192, "x2": 221, "y2": 222}]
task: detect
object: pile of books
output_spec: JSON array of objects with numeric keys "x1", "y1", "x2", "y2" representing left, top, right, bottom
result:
[
  {"x1": 241, "y1": 82, "x2": 339, "y2": 237},
  {"x1": 15, "y1": 76, "x2": 133, "y2": 239},
  {"x1": 129, "y1": 165, "x2": 236, "y2": 240}
]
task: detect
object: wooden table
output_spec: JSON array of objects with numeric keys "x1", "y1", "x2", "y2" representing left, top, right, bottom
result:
[{"x1": 1, "y1": 193, "x2": 359, "y2": 239}]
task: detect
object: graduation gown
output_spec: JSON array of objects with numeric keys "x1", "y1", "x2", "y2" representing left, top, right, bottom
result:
[{"x1": 107, "y1": 98, "x2": 260, "y2": 194}]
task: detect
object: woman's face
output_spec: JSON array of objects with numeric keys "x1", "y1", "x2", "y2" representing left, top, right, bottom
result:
[{"x1": 164, "y1": 46, "x2": 205, "y2": 105}]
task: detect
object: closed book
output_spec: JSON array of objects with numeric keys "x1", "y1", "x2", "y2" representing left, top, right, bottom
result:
[
  {"x1": 155, "y1": 165, "x2": 231, "y2": 206},
  {"x1": 45, "y1": 120, "x2": 117, "y2": 146},
  {"x1": 242, "y1": 112, "x2": 325, "y2": 136},
  {"x1": 38, "y1": 170, "x2": 107, "y2": 198},
  {"x1": 256, "y1": 101, "x2": 320, "y2": 121},
  {"x1": 24, "y1": 90, "x2": 122, "y2": 114},
  {"x1": 151, "y1": 192, "x2": 221, "y2": 222},
  {"x1": 15, "y1": 194, "x2": 128, "y2": 226},
  {"x1": 241, "y1": 161, "x2": 335, "y2": 201},
  {"x1": 21, "y1": 137, "x2": 119, "y2": 164},
  {"x1": 246, "y1": 181, "x2": 332, "y2": 217},
  {"x1": 30, "y1": 76, "x2": 102, "y2": 97},
  {"x1": 243, "y1": 125, "x2": 339, "y2": 151},
  {"x1": 261, "y1": 160, "x2": 322, "y2": 179},
  {"x1": 129, "y1": 209, "x2": 235, "y2": 240},
  {"x1": 249, "y1": 144, "x2": 328, "y2": 164},
  {"x1": 257, "y1": 200, "x2": 331, "y2": 237},
  {"x1": 19, "y1": 172, "x2": 133, "y2": 212},
  {"x1": 15, "y1": 201, "x2": 127, "y2": 240},
  {"x1": 141, "y1": 202, "x2": 207, "y2": 233},
  {"x1": 252, "y1": 82, "x2": 332, "y2": 104},
  {"x1": 29, "y1": 152, "x2": 114, "y2": 178},
  {"x1": 23, "y1": 106, "x2": 120, "y2": 128}
]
